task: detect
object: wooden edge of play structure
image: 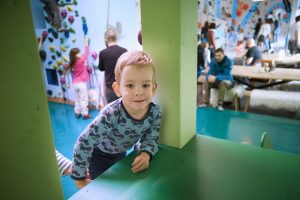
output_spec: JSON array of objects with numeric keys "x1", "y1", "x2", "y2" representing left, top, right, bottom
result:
[
  {"x1": 234, "y1": 90, "x2": 251, "y2": 112},
  {"x1": 47, "y1": 97, "x2": 102, "y2": 110}
]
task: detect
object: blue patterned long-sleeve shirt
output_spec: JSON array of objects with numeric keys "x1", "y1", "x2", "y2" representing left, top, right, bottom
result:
[{"x1": 71, "y1": 98, "x2": 161, "y2": 180}]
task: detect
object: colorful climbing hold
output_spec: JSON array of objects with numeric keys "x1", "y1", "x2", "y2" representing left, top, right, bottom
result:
[
  {"x1": 64, "y1": 30, "x2": 70, "y2": 38},
  {"x1": 237, "y1": 9, "x2": 242, "y2": 17},
  {"x1": 42, "y1": 31, "x2": 48, "y2": 39},
  {"x1": 87, "y1": 66, "x2": 93, "y2": 73},
  {"x1": 53, "y1": 64, "x2": 58, "y2": 70},
  {"x1": 92, "y1": 52, "x2": 97, "y2": 60},
  {"x1": 66, "y1": 83, "x2": 71, "y2": 88},
  {"x1": 75, "y1": 10, "x2": 79, "y2": 17},
  {"x1": 63, "y1": 56, "x2": 69, "y2": 62},
  {"x1": 72, "y1": 38, "x2": 76, "y2": 43},
  {"x1": 243, "y1": 3, "x2": 249, "y2": 10},
  {"x1": 57, "y1": 59, "x2": 63, "y2": 66},
  {"x1": 63, "y1": 21, "x2": 68, "y2": 29},
  {"x1": 69, "y1": 28, "x2": 75, "y2": 34},
  {"x1": 50, "y1": 46, "x2": 55, "y2": 52},
  {"x1": 56, "y1": 51, "x2": 62, "y2": 57},
  {"x1": 51, "y1": 55, "x2": 56, "y2": 60},
  {"x1": 58, "y1": 91, "x2": 62, "y2": 95},
  {"x1": 68, "y1": 15, "x2": 75, "y2": 23},
  {"x1": 93, "y1": 62, "x2": 98, "y2": 68},
  {"x1": 61, "y1": 9, "x2": 67, "y2": 18},
  {"x1": 60, "y1": 77, "x2": 66, "y2": 84},
  {"x1": 48, "y1": 61, "x2": 53, "y2": 65},
  {"x1": 61, "y1": 46, "x2": 66, "y2": 52},
  {"x1": 48, "y1": 37, "x2": 54, "y2": 42},
  {"x1": 67, "y1": 6, "x2": 73, "y2": 11},
  {"x1": 39, "y1": 50, "x2": 47, "y2": 61},
  {"x1": 52, "y1": 31, "x2": 58, "y2": 39}
]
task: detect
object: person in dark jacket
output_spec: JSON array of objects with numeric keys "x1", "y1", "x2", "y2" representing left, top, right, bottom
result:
[{"x1": 199, "y1": 48, "x2": 234, "y2": 111}]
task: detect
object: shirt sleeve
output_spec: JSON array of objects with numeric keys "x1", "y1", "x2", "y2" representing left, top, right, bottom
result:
[
  {"x1": 139, "y1": 107, "x2": 161, "y2": 159},
  {"x1": 98, "y1": 51, "x2": 104, "y2": 71},
  {"x1": 71, "y1": 108, "x2": 114, "y2": 180},
  {"x1": 56, "y1": 150, "x2": 72, "y2": 176},
  {"x1": 206, "y1": 61, "x2": 215, "y2": 80}
]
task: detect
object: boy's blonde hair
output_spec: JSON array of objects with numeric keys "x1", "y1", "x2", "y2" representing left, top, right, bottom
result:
[{"x1": 115, "y1": 51, "x2": 156, "y2": 84}]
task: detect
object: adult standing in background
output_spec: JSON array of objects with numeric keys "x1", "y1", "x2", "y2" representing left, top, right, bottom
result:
[
  {"x1": 258, "y1": 18, "x2": 272, "y2": 52},
  {"x1": 207, "y1": 23, "x2": 217, "y2": 58},
  {"x1": 99, "y1": 29, "x2": 127, "y2": 103},
  {"x1": 253, "y1": 18, "x2": 262, "y2": 40}
]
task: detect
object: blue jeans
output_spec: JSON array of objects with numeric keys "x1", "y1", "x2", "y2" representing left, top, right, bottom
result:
[{"x1": 89, "y1": 148, "x2": 126, "y2": 179}]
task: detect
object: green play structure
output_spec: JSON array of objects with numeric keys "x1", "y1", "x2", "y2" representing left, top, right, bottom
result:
[{"x1": 1, "y1": 1, "x2": 63, "y2": 199}]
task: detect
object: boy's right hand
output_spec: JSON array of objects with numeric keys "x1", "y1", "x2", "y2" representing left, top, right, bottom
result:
[{"x1": 74, "y1": 179, "x2": 92, "y2": 189}]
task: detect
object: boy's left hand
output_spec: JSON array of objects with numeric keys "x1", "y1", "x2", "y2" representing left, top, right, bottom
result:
[{"x1": 131, "y1": 152, "x2": 150, "y2": 173}]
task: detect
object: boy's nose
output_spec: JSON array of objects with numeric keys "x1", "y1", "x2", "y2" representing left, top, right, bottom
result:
[{"x1": 135, "y1": 87, "x2": 143, "y2": 96}]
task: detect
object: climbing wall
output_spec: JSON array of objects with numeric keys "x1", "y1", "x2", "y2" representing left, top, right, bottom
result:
[
  {"x1": 31, "y1": 0, "x2": 141, "y2": 107},
  {"x1": 198, "y1": 0, "x2": 291, "y2": 47}
]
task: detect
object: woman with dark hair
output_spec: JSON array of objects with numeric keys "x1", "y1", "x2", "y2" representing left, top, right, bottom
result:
[
  {"x1": 207, "y1": 23, "x2": 216, "y2": 58},
  {"x1": 201, "y1": 21, "x2": 210, "y2": 42}
]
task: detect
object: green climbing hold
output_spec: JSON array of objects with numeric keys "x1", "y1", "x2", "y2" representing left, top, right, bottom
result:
[
  {"x1": 81, "y1": 16, "x2": 86, "y2": 23},
  {"x1": 63, "y1": 21, "x2": 68, "y2": 29},
  {"x1": 48, "y1": 37, "x2": 54, "y2": 42},
  {"x1": 52, "y1": 31, "x2": 58, "y2": 39},
  {"x1": 60, "y1": 38, "x2": 64, "y2": 44},
  {"x1": 74, "y1": 0, "x2": 78, "y2": 6},
  {"x1": 69, "y1": 28, "x2": 76, "y2": 34},
  {"x1": 75, "y1": 10, "x2": 79, "y2": 17},
  {"x1": 51, "y1": 55, "x2": 56, "y2": 60},
  {"x1": 56, "y1": 51, "x2": 62, "y2": 57}
]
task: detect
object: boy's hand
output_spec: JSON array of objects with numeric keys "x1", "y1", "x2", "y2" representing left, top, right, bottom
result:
[
  {"x1": 131, "y1": 152, "x2": 150, "y2": 173},
  {"x1": 74, "y1": 179, "x2": 92, "y2": 189}
]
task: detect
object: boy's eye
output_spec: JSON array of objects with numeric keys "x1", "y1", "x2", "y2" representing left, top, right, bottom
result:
[
  {"x1": 126, "y1": 84, "x2": 134, "y2": 88},
  {"x1": 143, "y1": 84, "x2": 150, "y2": 88}
]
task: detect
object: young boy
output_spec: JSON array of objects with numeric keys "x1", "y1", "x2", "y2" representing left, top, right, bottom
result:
[{"x1": 71, "y1": 51, "x2": 161, "y2": 189}]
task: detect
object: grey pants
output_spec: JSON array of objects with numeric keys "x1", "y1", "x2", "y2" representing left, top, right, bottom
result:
[{"x1": 204, "y1": 80, "x2": 234, "y2": 105}]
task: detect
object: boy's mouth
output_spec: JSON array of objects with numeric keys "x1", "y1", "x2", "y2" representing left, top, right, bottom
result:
[{"x1": 133, "y1": 99, "x2": 146, "y2": 103}]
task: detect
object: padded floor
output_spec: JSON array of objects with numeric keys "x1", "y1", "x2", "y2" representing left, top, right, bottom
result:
[{"x1": 196, "y1": 107, "x2": 300, "y2": 155}]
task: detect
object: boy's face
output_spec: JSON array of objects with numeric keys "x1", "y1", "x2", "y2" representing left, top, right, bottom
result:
[{"x1": 113, "y1": 65, "x2": 157, "y2": 114}]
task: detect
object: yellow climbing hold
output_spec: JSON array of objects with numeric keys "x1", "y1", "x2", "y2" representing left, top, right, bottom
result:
[
  {"x1": 72, "y1": 38, "x2": 76, "y2": 43},
  {"x1": 53, "y1": 64, "x2": 58, "y2": 70},
  {"x1": 67, "y1": 6, "x2": 73, "y2": 11},
  {"x1": 50, "y1": 46, "x2": 55, "y2": 52},
  {"x1": 57, "y1": 59, "x2": 63, "y2": 66},
  {"x1": 63, "y1": 56, "x2": 69, "y2": 62},
  {"x1": 61, "y1": 46, "x2": 66, "y2": 52}
]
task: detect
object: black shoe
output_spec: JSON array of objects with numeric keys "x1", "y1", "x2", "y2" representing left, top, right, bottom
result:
[
  {"x1": 75, "y1": 113, "x2": 81, "y2": 119},
  {"x1": 83, "y1": 114, "x2": 92, "y2": 120}
]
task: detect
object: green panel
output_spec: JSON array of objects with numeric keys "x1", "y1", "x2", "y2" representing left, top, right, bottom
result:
[
  {"x1": 179, "y1": 0, "x2": 197, "y2": 147},
  {"x1": 70, "y1": 135, "x2": 300, "y2": 200},
  {"x1": 141, "y1": 0, "x2": 197, "y2": 148},
  {"x1": 0, "y1": 1, "x2": 63, "y2": 199}
]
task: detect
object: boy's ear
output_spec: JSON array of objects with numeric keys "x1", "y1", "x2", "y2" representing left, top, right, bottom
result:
[
  {"x1": 112, "y1": 82, "x2": 122, "y2": 97},
  {"x1": 152, "y1": 82, "x2": 158, "y2": 95}
]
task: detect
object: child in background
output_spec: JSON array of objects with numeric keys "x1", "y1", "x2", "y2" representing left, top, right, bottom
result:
[
  {"x1": 71, "y1": 51, "x2": 161, "y2": 189},
  {"x1": 65, "y1": 37, "x2": 92, "y2": 119}
]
